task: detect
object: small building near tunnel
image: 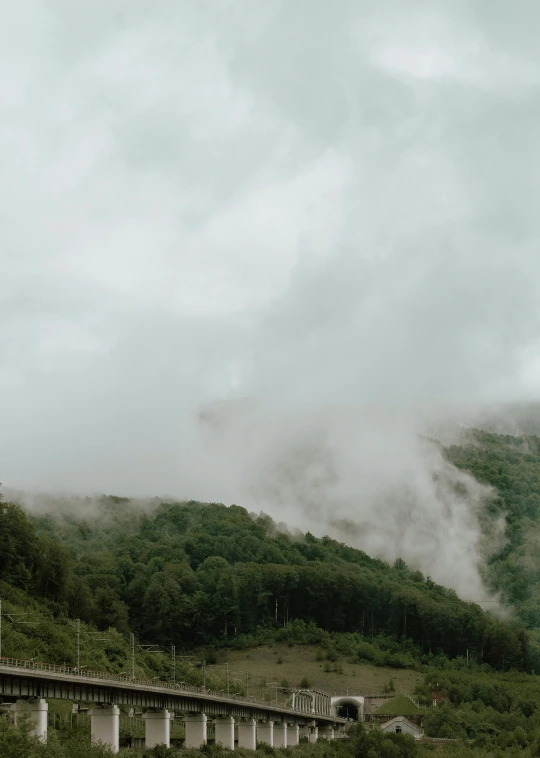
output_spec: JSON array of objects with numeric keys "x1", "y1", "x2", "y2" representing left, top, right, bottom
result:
[
  {"x1": 331, "y1": 695, "x2": 364, "y2": 722},
  {"x1": 380, "y1": 716, "x2": 424, "y2": 739}
]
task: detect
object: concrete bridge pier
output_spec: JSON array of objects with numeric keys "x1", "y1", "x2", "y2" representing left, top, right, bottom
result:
[
  {"x1": 144, "y1": 709, "x2": 171, "y2": 748},
  {"x1": 319, "y1": 725, "x2": 334, "y2": 740},
  {"x1": 274, "y1": 722, "x2": 287, "y2": 747},
  {"x1": 300, "y1": 723, "x2": 318, "y2": 742},
  {"x1": 184, "y1": 712, "x2": 207, "y2": 747},
  {"x1": 90, "y1": 704, "x2": 120, "y2": 754},
  {"x1": 214, "y1": 715, "x2": 235, "y2": 749},
  {"x1": 288, "y1": 723, "x2": 300, "y2": 746},
  {"x1": 28, "y1": 699, "x2": 48, "y2": 742},
  {"x1": 257, "y1": 720, "x2": 274, "y2": 746},
  {"x1": 237, "y1": 718, "x2": 257, "y2": 749}
]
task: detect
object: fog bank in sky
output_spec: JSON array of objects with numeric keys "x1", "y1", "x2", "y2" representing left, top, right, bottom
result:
[{"x1": 3, "y1": 1, "x2": 540, "y2": 599}]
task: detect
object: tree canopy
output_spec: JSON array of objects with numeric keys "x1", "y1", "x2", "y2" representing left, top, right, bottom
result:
[{"x1": 7, "y1": 494, "x2": 529, "y2": 672}]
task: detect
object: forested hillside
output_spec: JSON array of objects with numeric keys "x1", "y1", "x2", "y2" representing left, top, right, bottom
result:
[
  {"x1": 5, "y1": 428, "x2": 540, "y2": 674},
  {"x1": 445, "y1": 430, "x2": 540, "y2": 629},
  {"x1": 1, "y1": 487, "x2": 533, "y2": 672},
  {"x1": 6, "y1": 430, "x2": 540, "y2": 752}
]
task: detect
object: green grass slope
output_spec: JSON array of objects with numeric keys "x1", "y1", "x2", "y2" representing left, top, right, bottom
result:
[{"x1": 376, "y1": 695, "x2": 425, "y2": 716}]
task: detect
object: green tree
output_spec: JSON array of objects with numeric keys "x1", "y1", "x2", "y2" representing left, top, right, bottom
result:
[{"x1": 0, "y1": 501, "x2": 39, "y2": 590}]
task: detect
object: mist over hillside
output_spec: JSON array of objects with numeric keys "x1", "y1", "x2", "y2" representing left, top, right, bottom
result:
[
  {"x1": 472, "y1": 403, "x2": 540, "y2": 437},
  {"x1": 194, "y1": 401, "x2": 496, "y2": 601},
  {"x1": 8, "y1": 405, "x2": 540, "y2": 620},
  {"x1": 5, "y1": 425, "x2": 492, "y2": 604},
  {"x1": 3, "y1": 2, "x2": 540, "y2": 622},
  {"x1": 2, "y1": 0, "x2": 540, "y2": 658}
]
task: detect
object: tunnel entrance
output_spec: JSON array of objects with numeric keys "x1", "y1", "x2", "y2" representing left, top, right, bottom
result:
[
  {"x1": 332, "y1": 695, "x2": 364, "y2": 722},
  {"x1": 336, "y1": 702, "x2": 359, "y2": 720}
]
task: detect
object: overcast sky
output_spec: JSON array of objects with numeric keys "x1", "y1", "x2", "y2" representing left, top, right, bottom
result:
[{"x1": 2, "y1": 1, "x2": 540, "y2": 576}]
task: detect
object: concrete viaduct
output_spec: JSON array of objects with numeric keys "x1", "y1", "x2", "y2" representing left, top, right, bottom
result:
[{"x1": 0, "y1": 657, "x2": 347, "y2": 752}]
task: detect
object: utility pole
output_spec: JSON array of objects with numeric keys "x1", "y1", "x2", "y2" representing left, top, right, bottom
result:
[
  {"x1": 74, "y1": 622, "x2": 110, "y2": 673},
  {"x1": 133, "y1": 640, "x2": 164, "y2": 681},
  {"x1": 76, "y1": 619, "x2": 80, "y2": 672},
  {"x1": 169, "y1": 650, "x2": 193, "y2": 687},
  {"x1": 267, "y1": 682, "x2": 279, "y2": 705},
  {"x1": 203, "y1": 660, "x2": 206, "y2": 690},
  {"x1": 226, "y1": 662, "x2": 229, "y2": 695},
  {"x1": 130, "y1": 633, "x2": 135, "y2": 680}
]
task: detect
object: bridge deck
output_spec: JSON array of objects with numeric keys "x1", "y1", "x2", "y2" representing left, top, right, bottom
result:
[{"x1": 0, "y1": 657, "x2": 345, "y2": 725}]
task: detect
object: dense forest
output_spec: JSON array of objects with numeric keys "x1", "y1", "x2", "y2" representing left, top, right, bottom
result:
[
  {"x1": 445, "y1": 429, "x2": 540, "y2": 628},
  {"x1": 0, "y1": 485, "x2": 533, "y2": 671}
]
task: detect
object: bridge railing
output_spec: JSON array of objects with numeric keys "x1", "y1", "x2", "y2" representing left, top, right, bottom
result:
[
  {"x1": 332, "y1": 690, "x2": 388, "y2": 698},
  {"x1": 0, "y1": 656, "x2": 332, "y2": 717}
]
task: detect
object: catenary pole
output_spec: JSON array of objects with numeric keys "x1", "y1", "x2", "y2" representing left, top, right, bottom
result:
[
  {"x1": 76, "y1": 618, "x2": 80, "y2": 672},
  {"x1": 130, "y1": 633, "x2": 135, "y2": 680}
]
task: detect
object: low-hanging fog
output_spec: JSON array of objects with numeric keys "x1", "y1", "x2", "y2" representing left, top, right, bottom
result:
[{"x1": 2, "y1": 1, "x2": 540, "y2": 601}]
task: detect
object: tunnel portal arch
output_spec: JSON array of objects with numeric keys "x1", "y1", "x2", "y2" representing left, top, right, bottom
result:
[{"x1": 331, "y1": 696, "x2": 364, "y2": 722}]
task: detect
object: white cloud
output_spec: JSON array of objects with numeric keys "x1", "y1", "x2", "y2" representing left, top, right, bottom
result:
[
  {"x1": 37, "y1": 319, "x2": 109, "y2": 355},
  {"x1": 363, "y1": 4, "x2": 540, "y2": 92},
  {"x1": 53, "y1": 149, "x2": 350, "y2": 317},
  {"x1": 2, "y1": 0, "x2": 540, "y2": 599}
]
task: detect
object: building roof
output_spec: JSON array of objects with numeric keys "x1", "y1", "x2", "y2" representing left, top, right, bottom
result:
[{"x1": 380, "y1": 716, "x2": 423, "y2": 733}]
